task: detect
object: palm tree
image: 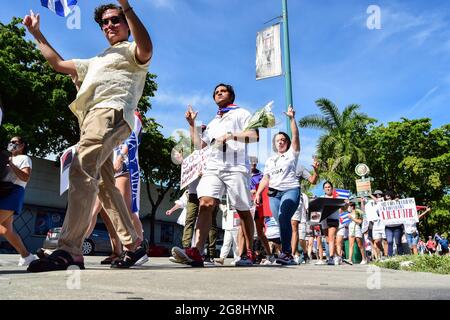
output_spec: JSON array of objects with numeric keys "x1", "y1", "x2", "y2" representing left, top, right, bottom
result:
[{"x1": 298, "y1": 98, "x2": 376, "y2": 189}]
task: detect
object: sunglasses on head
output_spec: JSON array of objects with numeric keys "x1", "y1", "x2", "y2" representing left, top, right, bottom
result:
[{"x1": 100, "y1": 16, "x2": 122, "y2": 27}]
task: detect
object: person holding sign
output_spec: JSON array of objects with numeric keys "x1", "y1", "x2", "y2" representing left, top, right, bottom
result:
[
  {"x1": 171, "y1": 84, "x2": 259, "y2": 267},
  {"x1": 23, "y1": 0, "x2": 153, "y2": 272}
]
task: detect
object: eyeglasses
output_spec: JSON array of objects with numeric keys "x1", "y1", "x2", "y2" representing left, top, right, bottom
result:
[{"x1": 100, "y1": 16, "x2": 122, "y2": 27}]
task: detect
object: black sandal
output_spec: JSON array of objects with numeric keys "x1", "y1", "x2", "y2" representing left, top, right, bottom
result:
[
  {"x1": 27, "y1": 250, "x2": 85, "y2": 273},
  {"x1": 100, "y1": 254, "x2": 120, "y2": 265}
]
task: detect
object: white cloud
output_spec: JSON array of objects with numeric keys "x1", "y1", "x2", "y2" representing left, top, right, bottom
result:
[
  {"x1": 153, "y1": 90, "x2": 212, "y2": 110},
  {"x1": 152, "y1": 0, "x2": 176, "y2": 10}
]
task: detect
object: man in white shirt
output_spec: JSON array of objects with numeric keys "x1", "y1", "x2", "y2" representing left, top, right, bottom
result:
[
  {"x1": 171, "y1": 84, "x2": 259, "y2": 267},
  {"x1": 23, "y1": 0, "x2": 152, "y2": 272}
]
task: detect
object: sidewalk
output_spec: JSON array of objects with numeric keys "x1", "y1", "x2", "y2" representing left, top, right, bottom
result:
[{"x1": 1, "y1": 255, "x2": 449, "y2": 300}]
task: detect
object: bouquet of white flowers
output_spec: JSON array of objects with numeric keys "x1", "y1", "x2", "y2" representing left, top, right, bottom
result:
[{"x1": 244, "y1": 101, "x2": 276, "y2": 131}]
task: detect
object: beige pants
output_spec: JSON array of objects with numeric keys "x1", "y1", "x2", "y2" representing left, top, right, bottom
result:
[{"x1": 58, "y1": 108, "x2": 137, "y2": 256}]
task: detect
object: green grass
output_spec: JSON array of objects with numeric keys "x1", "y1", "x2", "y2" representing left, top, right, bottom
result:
[{"x1": 374, "y1": 254, "x2": 450, "y2": 275}]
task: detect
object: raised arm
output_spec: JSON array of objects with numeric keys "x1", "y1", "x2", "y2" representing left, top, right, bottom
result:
[
  {"x1": 22, "y1": 11, "x2": 76, "y2": 77},
  {"x1": 285, "y1": 105, "x2": 299, "y2": 153},
  {"x1": 118, "y1": 0, "x2": 152, "y2": 64},
  {"x1": 185, "y1": 105, "x2": 206, "y2": 150}
]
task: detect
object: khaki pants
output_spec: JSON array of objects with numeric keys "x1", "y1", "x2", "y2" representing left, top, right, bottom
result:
[{"x1": 58, "y1": 108, "x2": 137, "y2": 256}]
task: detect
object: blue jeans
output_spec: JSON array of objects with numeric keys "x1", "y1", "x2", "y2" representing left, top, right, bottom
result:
[
  {"x1": 385, "y1": 225, "x2": 404, "y2": 256},
  {"x1": 268, "y1": 187, "x2": 300, "y2": 254}
]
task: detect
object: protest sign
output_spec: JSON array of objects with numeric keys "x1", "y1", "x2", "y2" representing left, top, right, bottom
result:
[{"x1": 365, "y1": 198, "x2": 419, "y2": 226}]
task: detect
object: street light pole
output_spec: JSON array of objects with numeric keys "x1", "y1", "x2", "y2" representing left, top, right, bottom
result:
[{"x1": 282, "y1": 0, "x2": 293, "y2": 137}]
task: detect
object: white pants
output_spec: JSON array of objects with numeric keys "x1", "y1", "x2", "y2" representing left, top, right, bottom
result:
[{"x1": 220, "y1": 229, "x2": 239, "y2": 260}]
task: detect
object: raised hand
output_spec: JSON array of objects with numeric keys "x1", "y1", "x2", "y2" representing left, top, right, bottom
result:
[
  {"x1": 283, "y1": 105, "x2": 295, "y2": 119},
  {"x1": 185, "y1": 105, "x2": 198, "y2": 126},
  {"x1": 22, "y1": 10, "x2": 40, "y2": 35},
  {"x1": 117, "y1": 0, "x2": 130, "y2": 8}
]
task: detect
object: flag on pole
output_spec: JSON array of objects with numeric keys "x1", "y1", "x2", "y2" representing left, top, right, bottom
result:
[
  {"x1": 127, "y1": 112, "x2": 143, "y2": 215},
  {"x1": 333, "y1": 189, "x2": 351, "y2": 199},
  {"x1": 41, "y1": 0, "x2": 77, "y2": 17},
  {"x1": 256, "y1": 23, "x2": 282, "y2": 80}
]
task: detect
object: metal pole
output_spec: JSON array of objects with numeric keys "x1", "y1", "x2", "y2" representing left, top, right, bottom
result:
[{"x1": 282, "y1": 0, "x2": 293, "y2": 137}]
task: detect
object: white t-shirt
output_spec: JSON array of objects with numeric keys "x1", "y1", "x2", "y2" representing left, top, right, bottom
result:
[
  {"x1": 72, "y1": 41, "x2": 150, "y2": 130},
  {"x1": 2, "y1": 155, "x2": 32, "y2": 188},
  {"x1": 175, "y1": 193, "x2": 188, "y2": 226},
  {"x1": 202, "y1": 108, "x2": 253, "y2": 173},
  {"x1": 264, "y1": 148, "x2": 300, "y2": 191},
  {"x1": 296, "y1": 164, "x2": 311, "y2": 181},
  {"x1": 372, "y1": 219, "x2": 385, "y2": 233},
  {"x1": 404, "y1": 221, "x2": 418, "y2": 234}
]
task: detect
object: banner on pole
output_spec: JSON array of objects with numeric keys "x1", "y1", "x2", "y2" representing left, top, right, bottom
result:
[
  {"x1": 256, "y1": 23, "x2": 282, "y2": 80},
  {"x1": 365, "y1": 198, "x2": 419, "y2": 226}
]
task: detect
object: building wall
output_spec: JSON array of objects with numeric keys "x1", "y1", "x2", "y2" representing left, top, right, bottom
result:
[{"x1": 0, "y1": 156, "x2": 223, "y2": 254}]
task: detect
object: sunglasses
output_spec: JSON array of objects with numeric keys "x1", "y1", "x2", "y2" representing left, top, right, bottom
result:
[
  {"x1": 9, "y1": 140, "x2": 20, "y2": 144},
  {"x1": 100, "y1": 16, "x2": 122, "y2": 27}
]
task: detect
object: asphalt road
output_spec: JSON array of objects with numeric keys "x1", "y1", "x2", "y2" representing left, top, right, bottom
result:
[{"x1": 1, "y1": 255, "x2": 449, "y2": 300}]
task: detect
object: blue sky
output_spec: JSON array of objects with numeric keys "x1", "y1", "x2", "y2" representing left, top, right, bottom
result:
[{"x1": 2, "y1": 0, "x2": 449, "y2": 193}]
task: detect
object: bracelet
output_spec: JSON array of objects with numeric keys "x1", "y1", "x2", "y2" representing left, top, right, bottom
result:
[{"x1": 123, "y1": 6, "x2": 133, "y2": 13}]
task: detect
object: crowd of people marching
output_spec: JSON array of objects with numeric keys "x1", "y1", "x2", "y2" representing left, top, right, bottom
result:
[{"x1": 0, "y1": 1, "x2": 446, "y2": 273}]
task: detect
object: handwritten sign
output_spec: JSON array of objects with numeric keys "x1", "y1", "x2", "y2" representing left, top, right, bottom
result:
[{"x1": 180, "y1": 149, "x2": 209, "y2": 189}]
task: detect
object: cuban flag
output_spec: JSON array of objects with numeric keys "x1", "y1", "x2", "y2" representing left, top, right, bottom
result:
[
  {"x1": 333, "y1": 188, "x2": 351, "y2": 199},
  {"x1": 41, "y1": 0, "x2": 77, "y2": 17},
  {"x1": 127, "y1": 112, "x2": 143, "y2": 215},
  {"x1": 59, "y1": 145, "x2": 76, "y2": 195},
  {"x1": 339, "y1": 211, "x2": 351, "y2": 225}
]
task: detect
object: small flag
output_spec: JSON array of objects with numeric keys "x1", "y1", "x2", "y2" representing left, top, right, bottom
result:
[
  {"x1": 59, "y1": 145, "x2": 76, "y2": 195},
  {"x1": 339, "y1": 211, "x2": 351, "y2": 225},
  {"x1": 41, "y1": 0, "x2": 77, "y2": 17},
  {"x1": 333, "y1": 188, "x2": 351, "y2": 199}
]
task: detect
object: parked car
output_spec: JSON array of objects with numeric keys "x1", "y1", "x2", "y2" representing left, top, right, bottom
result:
[{"x1": 43, "y1": 226, "x2": 112, "y2": 255}]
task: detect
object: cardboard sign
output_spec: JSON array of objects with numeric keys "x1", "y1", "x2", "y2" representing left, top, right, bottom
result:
[
  {"x1": 365, "y1": 198, "x2": 419, "y2": 226},
  {"x1": 180, "y1": 149, "x2": 209, "y2": 189}
]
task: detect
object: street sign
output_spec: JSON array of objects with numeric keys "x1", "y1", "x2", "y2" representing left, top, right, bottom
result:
[
  {"x1": 356, "y1": 178, "x2": 372, "y2": 197},
  {"x1": 355, "y1": 163, "x2": 370, "y2": 177}
]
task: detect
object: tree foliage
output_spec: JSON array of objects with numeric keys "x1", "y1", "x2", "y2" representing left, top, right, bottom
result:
[{"x1": 298, "y1": 98, "x2": 376, "y2": 189}]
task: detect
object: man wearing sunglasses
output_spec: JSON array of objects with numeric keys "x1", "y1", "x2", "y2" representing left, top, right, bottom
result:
[{"x1": 22, "y1": 0, "x2": 152, "y2": 272}]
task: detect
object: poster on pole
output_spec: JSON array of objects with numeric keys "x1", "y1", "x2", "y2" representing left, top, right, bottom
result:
[
  {"x1": 365, "y1": 198, "x2": 419, "y2": 226},
  {"x1": 356, "y1": 178, "x2": 372, "y2": 197},
  {"x1": 256, "y1": 23, "x2": 282, "y2": 80},
  {"x1": 60, "y1": 145, "x2": 76, "y2": 195}
]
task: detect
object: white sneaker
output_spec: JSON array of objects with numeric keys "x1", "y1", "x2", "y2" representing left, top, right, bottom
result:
[
  {"x1": 314, "y1": 259, "x2": 326, "y2": 265},
  {"x1": 134, "y1": 254, "x2": 149, "y2": 266},
  {"x1": 294, "y1": 255, "x2": 301, "y2": 265},
  {"x1": 18, "y1": 254, "x2": 37, "y2": 266},
  {"x1": 360, "y1": 259, "x2": 367, "y2": 265}
]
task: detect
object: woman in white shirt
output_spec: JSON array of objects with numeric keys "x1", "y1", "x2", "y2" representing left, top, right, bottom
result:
[
  {"x1": 255, "y1": 106, "x2": 300, "y2": 265},
  {"x1": 0, "y1": 136, "x2": 36, "y2": 266}
]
